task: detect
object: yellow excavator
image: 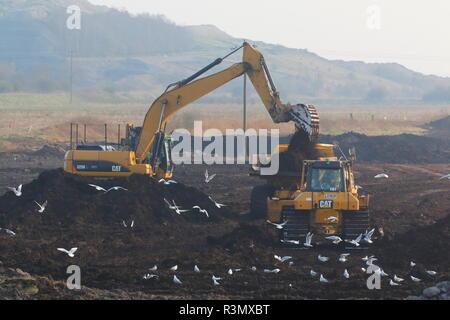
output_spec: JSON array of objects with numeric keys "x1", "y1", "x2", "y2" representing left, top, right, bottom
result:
[{"x1": 64, "y1": 42, "x2": 319, "y2": 178}]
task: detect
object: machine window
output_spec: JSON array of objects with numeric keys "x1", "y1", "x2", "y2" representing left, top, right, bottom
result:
[{"x1": 308, "y1": 168, "x2": 344, "y2": 192}]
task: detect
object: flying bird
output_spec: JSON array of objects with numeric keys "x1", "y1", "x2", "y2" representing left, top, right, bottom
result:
[
  {"x1": 88, "y1": 184, "x2": 127, "y2": 193},
  {"x1": 318, "y1": 254, "x2": 330, "y2": 262},
  {"x1": 212, "y1": 278, "x2": 220, "y2": 286},
  {"x1": 266, "y1": 220, "x2": 288, "y2": 229},
  {"x1": 57, "y1": 247, "x2": 78, "y2": 258},
  {"x1": 34, "y1": 200, "x2": 48, "y2": 213},
  {"x1": 410, "y1": 261, "x2": 416, "y2": 267},
  {"x1": 170, "y1": 265, "x2": 178, "y2": 271},
  {"x1": 208, "y1": 196, "x2": 227, "y2": 208},
  {"x1": 122, "y1": 220, "x2": 127, "y2": 228},
  {"x1": 173, "y1": 275, "x2": 182, "y2": 284},
  {"x1": 310, "y1": 270, "x2": 317, "y2": 277},
  {"x1": 345, "y1": 233, "x2": 363, "y2": 247},
  {"x1": 148, "y1": 265, "x2": 158, "y2": 271},
  {"x1": 158, "y1": 179, "x2": 177, "y2": 185},
  {"x1": 227, "y1": 268, "x2": 233, "y2": 275},
  {"x1": 130, "y1": 220, "x2": 135, "y2": 228},
  {"x1": 374, "y1": 173, "x2": 389, "y2": 179},
  {"x1": 192, "y1": 206, "x2": 209, "y2": 218},
  {"x1": 325, "y1": 235, "x2": 343, "y2": 244},
  {"x1": 194, "y1": 265, "x2": 200, "y2": 273},
  {"x1": 7, "y1": 184, "x2": 22, "y2": 197},
  {"x1": 143, "y1": 274, "x2": 158, "y2": 280},
  {"x1": 251, "y1": 266, "x2": 257, "y2": 271},
  {"x1": 319, "y1": 274, "x2": 329, "y2": 283},
  {"x1": 426, "y1": 270, "x2": 437, "y2": 276},
  {"x1": 363, "y1": 228, "x2": 375, "y2": 243},
  {"x1": 204, "y1": 169, "x2": 216, "y2": 183},
  {"x1": 365, "y1": 257, "x2": 378, "y2": 266},
  {"x1": 303, "y1": 232, "x2": 314, "y2": 248},
  {"x1": 439, "y1": 174, "x2": 450, "y2": 180},
  {"x1": 212, "y1": 275, "x2": 222, "y2": 281}
]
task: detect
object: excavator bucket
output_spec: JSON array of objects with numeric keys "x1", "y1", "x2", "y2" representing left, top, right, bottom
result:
[{"x1": 288, "y1": 104, "x2": 320, "y2": 141}]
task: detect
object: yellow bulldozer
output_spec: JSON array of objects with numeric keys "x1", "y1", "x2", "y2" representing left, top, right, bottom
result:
[{"x1": 250, "y1": 142, "x2": 371, "y2": 247}]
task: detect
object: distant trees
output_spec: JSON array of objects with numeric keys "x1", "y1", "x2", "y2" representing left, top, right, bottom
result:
[{"x1": 365, "y1": 87, "x2": 388, "y2": 102}]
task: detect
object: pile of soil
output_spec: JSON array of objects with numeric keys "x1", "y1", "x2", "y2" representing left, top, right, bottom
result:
[
  {"x1": 0, "y1": 169, "x2": 235, "y2": 233},
  {"x1": 424, "y1": 116, "x2": 450, "y2": 140},
  {"x1": 319, "y1": 132, "x2": 450, "y2": 163},
  {"x1": 31, "y1": 145, "x2": 66, "y2": 158},
  {"x1": 278, "y1": 130, "x2": 318, "y2": 174}
]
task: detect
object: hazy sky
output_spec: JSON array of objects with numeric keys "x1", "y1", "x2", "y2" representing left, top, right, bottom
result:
[{"x1": 88, "y1": 0, "x2": 450, "y2": 77}]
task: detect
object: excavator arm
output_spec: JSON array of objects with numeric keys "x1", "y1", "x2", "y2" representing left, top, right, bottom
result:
[{"x1": 135, "y1": 42, "x2": 319, "y2": 162}]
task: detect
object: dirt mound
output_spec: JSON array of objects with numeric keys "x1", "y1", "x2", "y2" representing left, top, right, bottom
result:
[
  {"x1": 278, "y1": 130, "x2": 318, "y2": 174},
  {"x1": 374, "y1": 210, "x2": 450, "y2": 269},
  {"x1": 424, "y1": 116, "x2": 450, "y2": 140},
  {"x1": 320, "y1": 132, "x2": 450, "y2": 163},
  {"x1": 0, "y1": 169, "x2": 235, "y2": 233}
]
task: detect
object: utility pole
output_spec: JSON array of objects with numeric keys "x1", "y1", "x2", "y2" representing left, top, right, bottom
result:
[
  {"x1": 243, "y1": 73, "x2": 248, "y2": 162},
  {"x1": 70, "y1": 49, "x2": 73, "y2": 104}
]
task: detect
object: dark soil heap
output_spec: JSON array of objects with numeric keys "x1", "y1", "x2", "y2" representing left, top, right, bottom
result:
[
  {"x1": 0, "y1": 169, "x2": 235, "y2": 233},
  {"x1": 278, "y1": 130, "x2": 318, "y2": 174}
]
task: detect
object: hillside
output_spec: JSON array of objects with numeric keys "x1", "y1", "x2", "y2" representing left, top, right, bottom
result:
[{"x1": 0, "y1": 0, "x2": 450, "y2": 102}]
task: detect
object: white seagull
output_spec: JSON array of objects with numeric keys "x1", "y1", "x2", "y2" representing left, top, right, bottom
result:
[
  {"x1": 319, "y1": 274, "x2": 329, "y2": 283},
  {"x1": 88, "y1": 184, "x2": 128, "y2": 193},
  {"x1": 366, "y1": 257, "x2": 378, "y2": 266},
  {"x1": 343, "y1": 269, "x2": 350, "y2": 279},
  {"x1": 148, "y1": 265, "x2": 158, "y2": 271},
  {"x1": 274, "y1": 255, "x2": 292, "y2": 263},
  {"x1": 410, "y1": 261, "x2": 416, "y2": 267},
  {"x1": 57, "y1": 247, "x2": 78, "y2": 258},
  {"x1": 192, "y1": 206, "x2": 209, "y2": 218},
  {"x1": 345, "y1": 233, "x2": 363, "y2": 247},
  {"x1": 34, "y1": 200, "x2": 48, "y2": 213},
  {"x1": 143, "y1": 274, "x2": 158, "y2": 280},
  {"x1": 389, "y1": 279, "x2": 400, "y2": 286},
  {"x1": 410, "y1": 275, "x2": 421, "y2": 282},
  {"x1": 327, "y1": 216, "x2": 338, "y2": 222},
  {"x1": 318, "y1": 254, "x2": 330, "y2": 262},
  {"x1": 212, "y1": 278, "x2": 220, "y2": 286},
  {"x1": 212, "y1": 275, "x2": 222, "y2": 281},
  {"x1": 170, "y1": 265, "x2": 178, "y2": 271},
  {"x1": 266, "y1": 220, "x2": 288, "y2": 230},
  {"x1": 393, "y1": 275, "x2": 404, "y2": 282},
  {"x1": 251, "y1": 266, "x2": 257, "y2": 271},
  {"x1": 263, "y1": 268, "x2": 280, "y2": 273},
  {"x1": 0, "y1": 228, "x2": 16, "y2": 236},
  {"x1": 303, "y1": 232, "x2": 314, "y2": 248},
  {"x1": 227, "y1": 268, "x2": 233, "y2": 275},
  {"x1": 325, "y1": 235, "x2": 343, "y2": 244},
  {"x1": 426, "y1": 270, "x2": 437, "y2": 276},
  {"x1": 280, "y1": 239, "x2": 300, "y2": 245},
  {"x1": 158, "y1": 179, "x2": 177, "y2": 185},
  {"x1": 173, "y1": 275, "x2": 182, "y2": 284},
  {"x1": 439, "y1": 174, "x2": 450, "y2": 180},
  {"x1": 194, "y1": 265, "x2": 200, "y2": 273},
  {"x1": 310, "y1": 270, "x2": 317, "y2": 277},
  {"x1": 208, "y1": 196, "x2": 227, "y2": 208},
  {"x1": 7, "y1": 184, "x2": 22, "y2": 197},
  {"x1": 338, "y1": 253, "x2": 350, "y2": 263},
  {"x1": 374, "y1": 173, "x2": 389, "y2": 179},
  {"x1": 204, "y1": 169, "x2": 216, "y2": 183},
  {"x1": 363, "y1": 228, "x2": 375, "y2": 243}
]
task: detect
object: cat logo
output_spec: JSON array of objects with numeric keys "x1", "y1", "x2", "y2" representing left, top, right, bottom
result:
[
  {"x1": 319, "y1": 200, "x2": 333, "y2": 209},
  {"x1": 112, "y1": 165, "x2": 122, "y2": 172}
]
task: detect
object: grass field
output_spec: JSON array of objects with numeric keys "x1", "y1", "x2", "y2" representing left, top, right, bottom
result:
[{"x1": 0, "y1": 91, "x2": 449, "y2": 150}]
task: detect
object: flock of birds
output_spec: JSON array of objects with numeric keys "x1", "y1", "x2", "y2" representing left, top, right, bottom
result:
[{"x1": 1, "y1": 168, "x2": 448, "y2": 292}]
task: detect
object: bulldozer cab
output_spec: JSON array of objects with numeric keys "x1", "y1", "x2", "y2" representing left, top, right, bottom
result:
[{"x1": 302, "y1": 160, "x2": 352, "y2": 193}]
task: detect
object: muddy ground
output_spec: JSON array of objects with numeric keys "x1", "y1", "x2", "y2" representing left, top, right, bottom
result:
[{"x1": 0, "y1": 137, "x2": 449, "y2": 300}]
